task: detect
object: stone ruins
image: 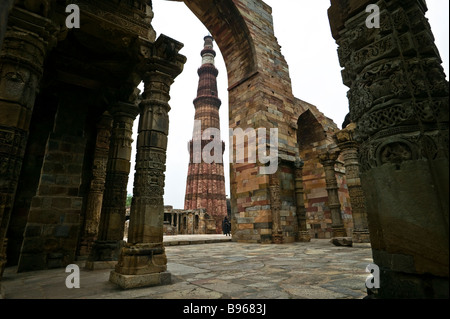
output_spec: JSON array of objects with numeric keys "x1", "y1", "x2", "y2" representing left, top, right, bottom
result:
[{"x1": 0, "y1": 0, "x2": 447, "y2": 298}]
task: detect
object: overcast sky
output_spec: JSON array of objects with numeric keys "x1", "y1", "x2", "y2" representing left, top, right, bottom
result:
[{"x1": 127, "y1": 0, "x2": 449, "y2": 209}]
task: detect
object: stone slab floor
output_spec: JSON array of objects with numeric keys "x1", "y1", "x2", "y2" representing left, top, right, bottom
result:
[{"x1": 1, "y1": 238, "x2": 373, "y2": 299}]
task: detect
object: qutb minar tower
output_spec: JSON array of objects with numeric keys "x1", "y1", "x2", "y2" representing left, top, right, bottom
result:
[{"x1": 184, "y1": 35, "x2": 227, "y2": 233}]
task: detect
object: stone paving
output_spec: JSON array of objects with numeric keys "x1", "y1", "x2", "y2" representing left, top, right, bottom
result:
[{"x1": 0, "y1": 237, "x2": 373, "y2": 299}]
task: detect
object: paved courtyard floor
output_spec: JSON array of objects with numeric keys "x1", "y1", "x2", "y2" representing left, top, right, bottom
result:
[{"x1": 1, "y1": 237, "x2": 373, "y2": 299}]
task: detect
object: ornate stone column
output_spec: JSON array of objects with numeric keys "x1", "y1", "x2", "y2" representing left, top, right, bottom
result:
[
  {"x1": 329, "y1": 0, "x2": 449, "y2": 297},
  {"x1": 85, "y1": 103, "x2": 139, "y2": 270},
  {"x1": 319, "y1": 149, "x2": 347, "y2": 239},
  {"x1": 109, "y1": 35, "x2": 186, "y2": 289},
  {"x1": 78, "y1": 112, "x2": 113, "y2": 257},
  {"x1": 269, "y1": 171, "x2": 283, "y2": 244},
  {"x1": 294, "y1": 159, "x2": 311, "y2": 242},
  {"x1": 0, "y1": 21, "x2": 53, "y2": 277},
  {"x1": 334, "y1": 123, "x2": 370, "y2": 243}
]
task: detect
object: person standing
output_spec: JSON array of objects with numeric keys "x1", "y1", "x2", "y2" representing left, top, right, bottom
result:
[{"x1": 222, "y1": 217, "x2": 231, "y2": 236}]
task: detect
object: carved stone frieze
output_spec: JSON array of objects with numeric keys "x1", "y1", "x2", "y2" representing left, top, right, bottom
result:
[{"x1": 70, "y1": 0, "x2": 156, "y2": 41}]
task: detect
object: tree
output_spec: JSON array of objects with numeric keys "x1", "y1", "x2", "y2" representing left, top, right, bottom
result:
[{"x1": 126, "y1": 194, "x2": 132, "y2": 208}]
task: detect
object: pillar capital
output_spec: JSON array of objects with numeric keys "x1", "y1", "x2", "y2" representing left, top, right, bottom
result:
[
  {"x1": 319, "y1": 148, "x2": 340, "y2": 167},
  {"x1": 139, "y1": 34, "x2": 186, "y2": 87},
  {"x1": 139, "y1": 35, "x2": 187, "y2": 111},
  {"x1": 109, "y1": 102, "x2": 140, "y2": 121},
  {"x1": 333, "y1": 123, "x2": 358, "y2": 151}
]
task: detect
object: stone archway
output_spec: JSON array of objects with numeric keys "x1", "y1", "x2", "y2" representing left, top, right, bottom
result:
[
  {"x1": 167, "y1": 0, "x2": 311, "y2": 244},
  {"x1": 165, "y1": 0, "x2": 449, "y2": 298},
  {"x1": 0, "y1": 0, "x2": 447, "y2": 298}
]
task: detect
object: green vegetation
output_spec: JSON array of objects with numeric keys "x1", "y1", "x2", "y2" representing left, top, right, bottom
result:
[{"x1": 126, "y1": 194, "x2": 132, "y2": 207}]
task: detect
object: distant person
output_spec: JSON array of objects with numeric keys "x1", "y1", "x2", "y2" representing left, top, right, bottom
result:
[{"x1": 222, "y1": 216, "x2": 231, "y2": 236}]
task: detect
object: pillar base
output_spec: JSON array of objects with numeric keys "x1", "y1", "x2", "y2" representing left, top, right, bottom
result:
[
  {"x1": 297, "y1": 231, "x2": 311, "y2": 242},
  {"x1": 109, "y1": 270, "x2": 171, "y2": 289},
  {"x1": 331, "y1": 227, "x2": 347, "y2": 238},
  {"x1": 272, "y1": 233, "x2": 283, "y2": 244},
  {"x1": 352, "y1": 230, "x2": 371, "y2": 243},
  {"x1": 114, "y1": 242, "x2": 168, "y2": 275},
  {"x1": 368, "y1": 267, "x2": 449, "y2": 299}
]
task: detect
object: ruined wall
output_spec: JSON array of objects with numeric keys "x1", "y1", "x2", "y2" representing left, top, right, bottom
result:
[
  {"x1": 295, "y1": 99, "x2": 352, "y2": 239},
  {"x1": 164, "y1": 206, "x2": 216, "y2": 235},
  {"x1": 17, "y1": 88, "x2": 96, "y2": 271}
]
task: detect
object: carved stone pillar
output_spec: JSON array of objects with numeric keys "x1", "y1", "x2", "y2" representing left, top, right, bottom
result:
[
  {"x1": 85, "y1": 103, "x2": 139, "y2": 270},
  {"x1": 269, "y1": 171, "x2": 283, "y2": 244},
  {"x1": 294, "y1": 159, "x2": 311, "y2": 242},
  {"x1": 329, "y1": 0, "x2": 449, "y2": 298},
  {"x1": 334, "y1": 123, "x2": 370, "y2": 243},
  {"x1": 0, "y1": 25, "x2": 50, "y2": 277},
  {"x1": 319, "y1": 150, "x2": 347, "y2": 238},
  {"x1": 109, "y1": 35, "x2": 186, "y2": 289},
  {"x1": 78, "y1": 112, "x2": 113, "y2": 257}
]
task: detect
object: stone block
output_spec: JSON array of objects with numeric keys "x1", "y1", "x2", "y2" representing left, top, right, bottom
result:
[
  {"x1": 24, "y1": 224, "x2": 42, "y2": 237},
  {"x1": 237, "y1": 217, "x2": 254, "y2": 224},
  {"x1": 238, "y1": 223, "x2": 254, "y2": 230},
  {"x1": 54, "y1": 225, "x2": 70, "y2": 237},
  {"x1": 21, "y1": 238, "x2": 44, "y2": 253},
  {"x1": 254, "y1": 222, "x2": 272, "y2": 229},
  {"x1": 51, "y1": 197, "x2": 72, "y2": 209},
  {"x1": 331, "y1": 237, "x2": 353, "y2": 247},
  {"x1": 109, "y1": 271, "x2": 171, "y2": 289}
]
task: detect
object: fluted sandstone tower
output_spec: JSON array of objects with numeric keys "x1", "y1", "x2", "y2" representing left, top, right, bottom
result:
[{"x1": 184, "y1": 36, "x2": 227, "y2": 233}]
